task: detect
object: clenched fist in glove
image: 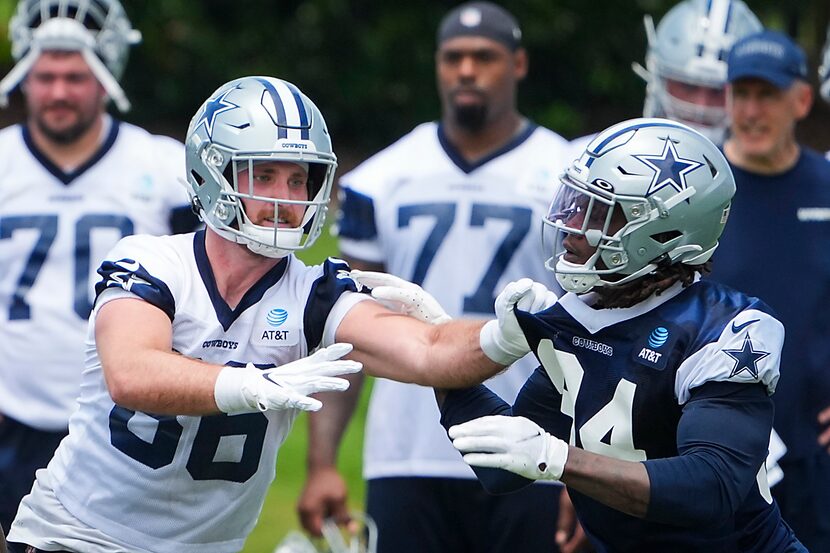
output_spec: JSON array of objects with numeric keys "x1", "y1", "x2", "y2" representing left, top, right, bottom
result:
[
  {"x1": 348, "y1": 269, "x2": 451, "y2": 325},
  {"x1": 480, "y1": 278, "x2": 558, "y2": 365},
  {"x1": 214, "y1": 343, "x2": 362, "y2": 413},
  {"x1": 449, "y1": 415, "x2": 569, "y2": 481}
]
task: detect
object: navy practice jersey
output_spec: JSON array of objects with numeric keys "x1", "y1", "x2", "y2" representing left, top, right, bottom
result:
[
  {"x1": 442, "y1": 279, "x2": 802, "y2": 552},
  {"x1": 714, "y1": 147, "x2": 830, "y2": 458}
]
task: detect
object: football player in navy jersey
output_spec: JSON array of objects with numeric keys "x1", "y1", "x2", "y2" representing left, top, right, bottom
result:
[
  {"x1": 0, "y1": 0, "x2": 194, "y2": 533},
  {"x1": 372, "y1": 117, "x2": 806, "y2": 551},
  {"x1": 717, "y1": 30, "x2": 830, "y2": 552}
]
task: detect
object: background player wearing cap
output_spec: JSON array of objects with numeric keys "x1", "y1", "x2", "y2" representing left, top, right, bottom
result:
[
  {"x1": 297, "y1": 2, "x2": 575, "y2": 552},
  {"x1": 0, "y1": 0, "x2": 194, "y2": 533},
  {"x1": 715, "y1": 29, "x2": 830, "y2": 552}
]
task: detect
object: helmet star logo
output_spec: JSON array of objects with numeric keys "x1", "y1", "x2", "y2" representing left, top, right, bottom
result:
[
  {"x1": 196, "y1": 88, "x2": 239, "y2": 139},
  {"x1": 722, "y1": 333, "x2": 770, "y2": 379},
  {"x1": 633, "y1": 137, "x2": 703, "y2": 197}
]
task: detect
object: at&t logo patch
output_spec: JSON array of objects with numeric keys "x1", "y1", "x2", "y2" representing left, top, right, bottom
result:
[
  {"x1": 254, "y1": 307, "x2": 299, "y2": 347},
  {"x1": 633, "y1": 325, "x2": 674, "y2": 370}
]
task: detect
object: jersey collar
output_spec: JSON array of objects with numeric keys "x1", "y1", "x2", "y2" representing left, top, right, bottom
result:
[
  {"x1": 22, "y1": 117, "x2": 121, "y2": 186},
  {"x1": 559, "y1": 275, "x2": 701, "y2": 334},
  {"x1": 193, "y1": 230, "x2": 290, "y2": 331},
  {"x1": 437, "y1": 121, "x2": 537, "y2": 174}
]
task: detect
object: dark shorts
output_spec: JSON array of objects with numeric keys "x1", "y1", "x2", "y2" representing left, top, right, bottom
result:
[
  {"x1": 367, "y1": 477, "x2": 561, "y2": 553},
  {"x1": 773, "y1": 451, "x2": 830, "y2": 552},
  {"x1": 0, "y1": 415, "x2": 67, "y2": 534}
]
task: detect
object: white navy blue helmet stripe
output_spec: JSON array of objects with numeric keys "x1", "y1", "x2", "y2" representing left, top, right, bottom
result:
[
  {"x1": 724, "y1": 1, "x2": 734, "y2": 33},
  {"x1": 697, "y1": 0, "x2": 732, "y2": 60},
  {"x1": 255, "y1": 77, "x2": 310, "y2": 140},
  {"x1": 586, "y1": 121, "x2": 691, "y2": 167}
]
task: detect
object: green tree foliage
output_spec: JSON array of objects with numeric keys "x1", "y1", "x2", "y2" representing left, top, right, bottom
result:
[{"x1": 0, "y1": 0, "x2": 827, "y2": 152}]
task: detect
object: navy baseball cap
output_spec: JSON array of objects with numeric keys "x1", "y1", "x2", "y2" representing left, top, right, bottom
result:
[
  {"x1": 437, "y1": 2, "x2": 522, "y2": 51},
  {"x1": 727, "y1": 30, "x2": 808, "y2": 89}
]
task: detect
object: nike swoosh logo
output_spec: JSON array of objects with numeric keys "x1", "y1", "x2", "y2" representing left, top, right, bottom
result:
[
  {"x1": 732, "y1": 319, "x2": 760, "y2": 333},
  {"x1": 116, "y1": 259, "x2": 140, "y2": 273}
]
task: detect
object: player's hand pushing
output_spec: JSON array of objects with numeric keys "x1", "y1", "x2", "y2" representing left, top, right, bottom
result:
[
  {"x1": 214, "y1": 343, "x2": 362, "y2": 413},
  {"x1": 347, "y1": 269, "x2": 452, "y2": 324}
]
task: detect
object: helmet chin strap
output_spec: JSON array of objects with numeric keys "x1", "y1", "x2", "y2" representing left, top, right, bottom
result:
[{"x1": 0, "y1": 17, "x2": 131, "y2": 112}]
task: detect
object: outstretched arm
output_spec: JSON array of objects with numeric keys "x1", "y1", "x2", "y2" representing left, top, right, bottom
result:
[
  {"x1": 338, "y1": 299, "x2": 499, "y2": 388},
  {"x1": 338, "y1": 274, "x2": 557, "y2": 388}
]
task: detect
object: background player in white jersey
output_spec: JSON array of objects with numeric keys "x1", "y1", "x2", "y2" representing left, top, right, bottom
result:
[
  {"x1": 568, "y1": 0, "x2": 762, "y2": 160},
  {"x1": 297, "y1": 3, "x2": 578, "y2": 552},
  {"x1": 5, "y1": 75, "x2": 520, "y2": 553},
  {"x1": 0, "y1": 0, "x2": 193, "y2": 533}
]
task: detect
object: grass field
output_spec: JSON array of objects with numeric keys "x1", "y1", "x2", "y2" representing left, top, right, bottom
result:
[{"x1": 241, "y1": 227, "x2": 370, "y2": 553}]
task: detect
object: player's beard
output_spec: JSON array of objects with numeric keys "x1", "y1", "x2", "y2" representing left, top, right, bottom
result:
[
  {"x1": 34, "y1": 102, "x2": 99, "y2": 145},
  {"x1": 453, "y1": 104, "x2": 488, "y2": 132}
]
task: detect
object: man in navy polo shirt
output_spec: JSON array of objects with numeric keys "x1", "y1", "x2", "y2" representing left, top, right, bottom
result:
[{"x1": 716, "y1": 30, "x2": 830, "y2": 551}]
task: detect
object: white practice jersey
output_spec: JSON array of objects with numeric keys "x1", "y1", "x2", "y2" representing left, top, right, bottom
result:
[
  {"x1": 12, "y1": 232, "x2": 366, "y2": 553},
  {"x1": 335, "y1": 121, "x2": 570, "y2": 479},
  {"x1": 0, "y1": 119, "x2": 190, "y2": 429}
]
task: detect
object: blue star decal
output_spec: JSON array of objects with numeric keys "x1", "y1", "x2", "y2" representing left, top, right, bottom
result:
[
  {"x1": 195, "y1": 88, "x2": 239, "y2": 139},
  {"x1": 633, "y1": 137, "x2": 703, "y2": 197},
  {"x1": 722, "y1": 333, "x2": 770, "y2": 379}
]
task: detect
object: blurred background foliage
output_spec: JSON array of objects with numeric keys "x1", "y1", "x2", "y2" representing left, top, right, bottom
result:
[{"x1": 0, "y1": 0, "x2": 828, "y2": 170}]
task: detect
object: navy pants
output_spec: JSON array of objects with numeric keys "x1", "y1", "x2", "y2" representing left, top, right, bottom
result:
[
  {"x1": 0, "y1": 415, "x2": 67, "y2": 534},
  {"x1": 367, "y1": 477, "x2": 561, "y2": 553}
]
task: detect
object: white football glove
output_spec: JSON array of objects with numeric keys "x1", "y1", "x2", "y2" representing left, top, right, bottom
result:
[
  {"x1": 480, "y1": 278, "x2": 558, "y2": 365},
  {"x1": 214, "y1": 343, "x2": 362, "y2": 414},
  {"x1": 449, "y1": 415, "x2": 569, "y2": 481},
  {"x1": 348, "y1": 269, "x2": 451, "y2": 325}
]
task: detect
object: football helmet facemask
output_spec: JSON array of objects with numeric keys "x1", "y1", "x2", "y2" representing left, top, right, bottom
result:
[
  {"x1": 185, "y1": 76, "x2": 337, "y2": 259},
  {"x1": 633, "y1": 0, "x2": 761, "y2": 144},
  {"x1": 544, "y1": 118, "x2": 735, "y2": 294},
  {"x1": 0, "y1": 0, "x2": 141, "y2": 111}
]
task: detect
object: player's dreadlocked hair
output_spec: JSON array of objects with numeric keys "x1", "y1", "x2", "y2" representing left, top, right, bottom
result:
[{"x1": 594, "y1": 260, "x2": 712, "y2": 309}]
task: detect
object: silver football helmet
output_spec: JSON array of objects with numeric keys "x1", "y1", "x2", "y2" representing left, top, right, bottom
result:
[
  {"x1": 544, "y1": 118, "x2": 735, "y2": 294},
  {"x1": 185, "y1": 76, "x2": 337, "y2": 259},
  {"x1": 273, "y1": 513, "x2": 377, "y2": 553},
  {"x1": 633, "y1": 0, "x2": 761, "y2": 144},
  {"x1": 0, "y1": 0, "x2": 141, "y2": 111},
  {"x1": 820, "y1": 25, "x2": 830, "y2": 103}
]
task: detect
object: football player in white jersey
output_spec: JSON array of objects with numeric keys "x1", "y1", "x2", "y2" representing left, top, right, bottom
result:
[
  {"x1": 0, "y1": 0, "x2": 193, "y2": 533},
  {"x1": 5, "y1": 76, "x2": 517, "y2": 553},
  {"x1": 297, "y1": 3, "x2": 580, "y2": 552}
]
